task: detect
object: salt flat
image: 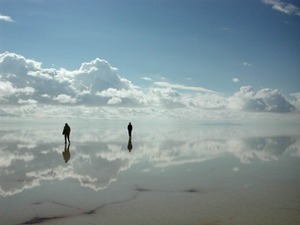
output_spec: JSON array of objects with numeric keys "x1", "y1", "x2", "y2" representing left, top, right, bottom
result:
[{"x1": 0, "y1": 120, "x2": 299, "y2": 225}]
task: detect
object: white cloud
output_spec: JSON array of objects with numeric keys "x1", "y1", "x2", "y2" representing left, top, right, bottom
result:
[
  {"x1": 0, "y1": 81, "x2": 15, "y2": 99},
  {"x1": 18, "y1": 99, "x2": 37, "y2": 104},
  {"x1": 0, "y1": 52, "x2": 298, "y2": 120},
  {"x1": 0, "y1": 52, "x2": 139, "y2": 106},
  {"x1": 0, "y1": 81, "x2": 35, "y2": 101},
  {"x1": 96, "y1": 88, "x2": 149, "y2": 106},
  {"x1": 54, "y1": 94, "x2": 77, "y2": 104},
  {"x1": 107, "y1": 97, "x2": 122, "y2": 105},
  {"x1": 41, "y1": 94, "x2": 50, "y2": 98},
  {"x1": 0, "y1": 52, "x2": 41, "y2": 74},
  {"x1": 76, "y1": 58, "x2": 131, "y2": 92},
  {"x1": 262, "y1": 0, "x2": 300, "y2": 16},
  {"x1": 0, "y1": 14, "x2": 14, "y2": 22},
  {"x1": 141, "y1": 77, "x2": 152, "y2": 81},
  {"x1": 232, "y1": 78, "x2": 239, "y2": 83},
  {"x1": 154, "y1": 81, "x2": 219, "y2": 94},
  {"x1": 290, "y1": 92, "x2": 300, "y2": 110},
  {"x1": 243, "y1": 62, "x2": 252, "y2": 67},
  {"x1": 150, "y1": 88, "x2": 184, "y2": 109},
  {"x1": 28, "y1": 70, "x2": 54, "y2": 80},
  {"x1": 17, "y1": 87, "x2": 35, "y2": 95},
  {"x1": 228, "y1": 86, "x2": 295, "y2": 112}
]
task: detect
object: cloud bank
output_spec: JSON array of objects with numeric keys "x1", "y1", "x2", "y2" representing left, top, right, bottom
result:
[
  {"x1": 0, "y1": 52, "x2": 298, "y2": 120},
  {"x1": 228, "y1": 86, "x2": 295, "y2": 112}
]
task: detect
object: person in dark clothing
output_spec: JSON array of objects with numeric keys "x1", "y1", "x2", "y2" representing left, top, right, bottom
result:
[
  {"x1": 127, "y1": 122, "x2": 133, "y2": 137},
  {"x1": 62, "y1": 123, "x2": 71, "y2": 144}
]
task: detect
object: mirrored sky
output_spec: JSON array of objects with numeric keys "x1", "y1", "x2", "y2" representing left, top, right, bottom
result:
[{"x1": 0, "y1": 122, "x2": 299, "y2": 225}]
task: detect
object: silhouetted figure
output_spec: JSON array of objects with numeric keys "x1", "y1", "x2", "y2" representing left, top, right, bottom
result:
[
  {"x1": 62, "y1": 143, "x2": 71, "y2": 163},
  {"x1": 127, "y1": 122, "x2": 133, "y2": 137},
  {"x1": 127, "y1": 137, "x2": 133, "y2": 152},
  {"x1": 62, "y1": 123, "x2": 71, "y2": 144}
]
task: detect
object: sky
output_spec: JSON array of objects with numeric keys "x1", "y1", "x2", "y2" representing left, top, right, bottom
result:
[{"x1": 0, "y1": 0, "x2": 300, "y2": 121}]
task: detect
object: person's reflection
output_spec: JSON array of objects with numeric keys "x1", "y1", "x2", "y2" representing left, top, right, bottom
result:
[
  {"x1": 62, "y1": 143, "x2": 71, "y2": 163},
  {"x1": 127, "y1": 137, "x2": 133, "y2": 152}
]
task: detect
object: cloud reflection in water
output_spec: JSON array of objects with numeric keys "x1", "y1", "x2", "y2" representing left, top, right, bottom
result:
[{"x1": 0, "y1": 123, "x2": 299, "y2": 197}]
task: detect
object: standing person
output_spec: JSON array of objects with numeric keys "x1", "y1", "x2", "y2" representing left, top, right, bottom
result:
[
  {"x1": 62, "y1": 123, "x2": 71, "y2": 144},
  {"x1": 127, "y1": 122, "x2": 133, "y2": 137}
]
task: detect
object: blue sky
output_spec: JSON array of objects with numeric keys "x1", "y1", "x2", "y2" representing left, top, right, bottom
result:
[{"x1": 0, "y1": 0, "x2": 300, "y2": 120}]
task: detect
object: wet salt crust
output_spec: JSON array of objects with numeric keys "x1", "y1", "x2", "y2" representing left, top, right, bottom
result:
[{"x1": 0, "y1": 121, "x2": 299, "y2": 225}]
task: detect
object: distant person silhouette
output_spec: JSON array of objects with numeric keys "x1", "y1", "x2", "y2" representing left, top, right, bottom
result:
[
  {"x1": 62, "y1": 143, "x2": 71, "y2": 163},
  {"x1": 62, "y1": 123, "x2": 71, "y2": 144},
  {"x1": 127, "y1": 137, "x2": 133, "y2": 152},
  {"x1": 127, "y1": 122, "x2": 133, "y2": 137}
]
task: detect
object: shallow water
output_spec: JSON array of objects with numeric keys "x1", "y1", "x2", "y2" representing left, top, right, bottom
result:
[{"x1": 0, "y1": 120, "x2": 299, "y2": 225}]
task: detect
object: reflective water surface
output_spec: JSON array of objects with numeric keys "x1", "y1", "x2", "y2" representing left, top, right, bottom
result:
[{"x1": 0, "y1": 120, "x2": 299, "y2": 225}]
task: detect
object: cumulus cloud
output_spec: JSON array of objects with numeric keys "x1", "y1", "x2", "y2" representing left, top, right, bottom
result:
[
  {"x1": 0, "y1": 52, "x2": 139, "y2": 107},
  {"x1": 290, "y1": 92, "x2": 300, "y2": 110},
  {"x1": 228, "y1": 86, "x2": 295, "y2": 112},
  {"x1": 76, "y1": 58, "x2": 131, "y2": 92},
  {"x1": 0, "y1": 81, "x2": 35, "y2": 102},
  {"x1": 53, "y1": 94, "x2": 77, "y2": 104},
  {"x1": 262, "y1": 0, "x2": 300, "y2": 16},
  {"x1": 0, "y1": 14, "x2": 14, "y2": 22},
  {"x1": 96, "y1": 87, "x2": 149, "y2": 106},
  {"x1": 107, "y1": 97, "x2": 122, "y2": 105},
  {"x1": 0, "y1": 52, "x2": 298, "y2": 119},
  {"x1": 0, "y1": 81, "x2": 15, "y2": 99},
  {"x1": 150, "y1": 88, "x2": 185, "y2": 108}
]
